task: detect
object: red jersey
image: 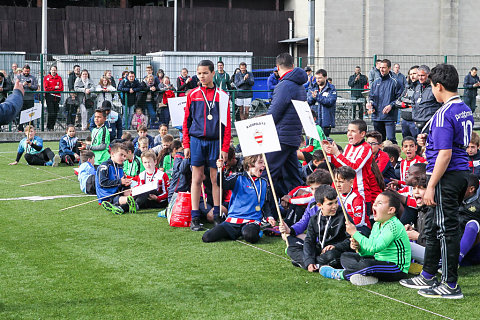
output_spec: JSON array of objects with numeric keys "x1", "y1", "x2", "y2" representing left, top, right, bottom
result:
[
  {"x1": 133, "y1": 168, "x2": 169, "y2": 202},
  {"x1": 400, "y1": 155, "x2": 426, "y2": 182},
  {"x1": 374, "y1": 150, "x2": 390, "y2": 173},
  {"x1": 43, "y1": 74, "x2": 64, "y2": 97},
  {"x1": 398, "y1": 185, "x2": 417, "y2": 208},
  {"x1": 287, "y1": 186, "x2": 313, "y2": 205},
  {"x1": 340, "y1": 188, "x2": 371, "y2": 229},
  {"x1": 330, "y1": 141, "x2": 374, "y2": 203}
]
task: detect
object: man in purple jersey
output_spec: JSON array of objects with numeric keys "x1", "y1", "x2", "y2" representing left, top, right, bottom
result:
[{"x1": 400, "y1": 64, "x2": 474, "y2": 299}]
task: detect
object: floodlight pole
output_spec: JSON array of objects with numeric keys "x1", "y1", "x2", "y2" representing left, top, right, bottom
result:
[{"x1": 174, "y1": 0, "x2": 178, "y2": 51}]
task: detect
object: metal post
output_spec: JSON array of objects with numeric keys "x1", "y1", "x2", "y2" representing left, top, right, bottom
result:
[
  {"x1": 308, "y1": 0, "x2": 315, "y2": 65},
  {"x1": 41, "y1": 0, "x2": 47, "y2": 131},
  {"x1": 299, "y1": 57, "x2": 303, "y2": 68},
  {"x1": 444, "y1": 55, "x2": 448, "y2": 63},
  {"x1": 40, "y1": 53, "x2": 45, "y2": 130},
  {"x1": 373, "y1": 54, "x2": 377, "y2": 67},
  {"x1": 174, "y1": 0, "x2": 178, "y2": 51},
  {"x1": 231, "y1": 90, "x2": 235, "y2": 128},
  {"x1": 133, "y1": 55, "x2": 137, "y2": 77}
]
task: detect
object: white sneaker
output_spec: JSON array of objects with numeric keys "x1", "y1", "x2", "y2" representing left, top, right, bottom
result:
[
  {"x1": 52, "y1": 155, "x2": 61, "y2": 167},
  {"x1": 350, "y1": 274, "x2": 378, "y2": 286}
]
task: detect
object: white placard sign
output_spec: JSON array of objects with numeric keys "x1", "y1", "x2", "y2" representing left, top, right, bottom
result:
[
  {"x1": 235, "y1": 114, "x2": 281, "y2": 157},
  {"x1": 292, "y1": 100, "x2": 321, "y2": 142},
  {"x1": 219, "y1": 90, "x2": 229, "y2": 126},
  {"x1": 168, "y1": 96, "x2": 187, "y2": 127},
  {"x1": 19, "y1": 103, "x2": 42, "y2": 124},
  {"x1": 131, "y1": 181, "x2": 157, "y2": 197}
]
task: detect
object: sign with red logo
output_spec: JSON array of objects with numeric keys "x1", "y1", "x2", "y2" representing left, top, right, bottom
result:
[{"x1": 235, "y1": 115, "x2": 280, "y2": 157}]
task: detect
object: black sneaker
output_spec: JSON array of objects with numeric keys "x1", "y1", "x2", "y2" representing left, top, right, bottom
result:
[
  {"x1": 213, "y1": 215, "x2": 223, "y2": 227},
  {"x1": 399, "y1": 274, "x2": 440, "y2": 289},
  {"x1": 418, "y1": 282, "x2": 464, "y2": 299},
  {"x1": 190, "y1": 217, "x2": 204, "y2": 231},
  {"x1": 65, "y1": 155, "x2": 74, "y2": 166}
]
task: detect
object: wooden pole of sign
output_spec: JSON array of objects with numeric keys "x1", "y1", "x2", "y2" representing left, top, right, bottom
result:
[
  {"x1": 319, "y1": 142, "x2": 350, "y2": 222},
  {"x1": 261, "y1": 153, "x2": 284, "y2": 224},
  {"x1": 59, "y1": 189, "x2": 128, "y2": 212}
]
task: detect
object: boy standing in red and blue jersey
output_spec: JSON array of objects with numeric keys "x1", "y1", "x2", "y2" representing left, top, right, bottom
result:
[
  {"x1": 183, "y1": 60, "x2": 231, "y2": 231},
  {"x1": 400, "y1": 64, "x2": 474, "y2": 299}
]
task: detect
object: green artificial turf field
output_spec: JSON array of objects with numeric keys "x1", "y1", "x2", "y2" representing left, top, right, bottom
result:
[{"x1": 0, "y1": 137, "x2": 479, "y2": 320}]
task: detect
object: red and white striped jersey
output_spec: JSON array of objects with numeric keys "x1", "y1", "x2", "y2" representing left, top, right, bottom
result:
[
  {"x1": 340, "y1": 188, "x2": 371, "y2": 229},
  {"x1": 398, "y1": 185, "x2": 417, "y2": 208},
  {"x1": 400, "y1": 155, "x2": 426, "y2": 182},
  {"x1": 331, "y1": 141, "x2": 374, "y2": 203},
  {"x1": 287, "y1": 186, "x2": 313, "y2": 205},
  {"x1": 134, "y1": 168, "x2": 169, "y2": 202}
]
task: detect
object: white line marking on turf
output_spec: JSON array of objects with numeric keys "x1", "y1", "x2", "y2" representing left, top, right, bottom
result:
[
  {"x1": 20, "y1": 175, "x2": 77, "y2": 187},
  {"x1": 234, "y1": 239, "x2": 454, "y2": 320},
  {"x1": 0, "y1": 194, "x2": 96, "y2": 201}
]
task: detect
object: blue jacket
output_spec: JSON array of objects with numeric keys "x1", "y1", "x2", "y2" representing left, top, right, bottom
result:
[
  {"x1": 95, "y1": 159, "x2": 125, "y2": 203},
  {"x1": 233, "y1": 71, "x2": 255, "y2": 99},
  {"x1": 59, "y1": 134, "x2": 79, "y2": 157},
  {"x1": 118, "y1": 79, "x2": 142, "y2": 107},
  {"x1": 464, "y1": 73, "x2": 480, "y2": 97},
  {"x1": 411, "y1": 82, "x2": 441, "y2": 123},
  {"x1": 267, "y1": 68, "x2": 308, "y2": 147},
  {"x1": 219, "y1": 171, "x2": 273, "y2": 221},
  {"x1": 307, "y1": 81, "x2": 337, "y2": 128},
  {"x1": 393, "y1": 72, "x2": 407, "y2": 92},
  {"x1": 168, "y1": 152, "x2": 191, "y2": 201},
  {"x1": 266, "y1": 73, "x2": 279, "y2": 99},
  {"x1": 78, "y1": 161, "x2": 95, "y2": 194},
  {"x1": 132, "y1": 134, "x2": 155, "y2": 150},
  {"x1": 291, "y1": 199, "x2": 318, "y2": 236},
  {"x1": 0, "y1": 89, "x2": 23, "y2": 125},
  {"x1": 369, "y1": 72, "x2": 403, "y2": 122},
  {"x1": 89, "y1": 110, "x2": 123, "y2": 140}
]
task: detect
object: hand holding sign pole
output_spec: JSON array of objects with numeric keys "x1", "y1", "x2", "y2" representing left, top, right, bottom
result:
[
  {"x1": 292, "y1": 100, "x2": 349, "y2": 222},
  {"x1": 236, "y1": 115, "x2": 284, "y2": 226}
]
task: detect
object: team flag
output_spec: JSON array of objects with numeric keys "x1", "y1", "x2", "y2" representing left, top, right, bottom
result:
[{"x1": 235, "y1": 114, "x2": 281, "y2": 157}]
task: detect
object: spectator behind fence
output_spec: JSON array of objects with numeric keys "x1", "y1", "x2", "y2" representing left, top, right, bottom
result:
[
  {"x1": 145, "y1": 65, "x2": 160, "y2": 87},
  {"x1": 0, "y1": 71, "x2": 13, "y2": 103},
  {"x1": 8, "y1": 63, "x2": 17, "y2": 84},
  {"x1": 16, "y1": 64, "x2": 38, "y2": 132},
  {"x1": 267, "y1": 68, "x2": 279, "y2": 100},
  {"x1": 95, "y1": 76, "x2": 116, "y2": 109},
  {"x1": 397, "y1": 65, "x2": 419, "y2": 138},
  {"x1": 412, "y1": 65, "x2": 441, "y2": 133},
  {"x1": 176, "y1": 68, "x2": 195, "y2": 97},
  {"x1": 368, "y1": 59, "x2": 381, "y2": 88},
  {"x1": 348, "y1": 66, "x2": 368, "y2": 119},
  {"x1": 156, "y1": 69, "x2": 165, "y2": 83},
  {"x1": 392, "y1": 63, "x2": 407, "y2": 93},
  {"x1": 307, "y1": 69, "x2": 337, "y2": 137},
  {"x1": 303, "y1": 66, "x2": 314, "y2": 90},
  {"x1": 103, "y1": 70, "x2": 116, "y2": 89},
  {"x1": 366, "y1": 59, "x2": 402, "y2": 144},
  {"x1": 213, "y1": 61, "x2": 231, "y2": 91},
  {"x1": 463, "y1": 67, "x2": 480, "y2": 112},
  {"x1": 234, "y1": 62, "x2": 254, "y2": 120},
  {"x1": 43, "y1": 65, "x2": 64, "y2": 131},
  {"x1": 137, "y1": 74, "x2": 160, "y2": 126},
  {"x1": 0, "y1": 79, "x2": 24, "y2": 125},
  {"x1": 68, "y1": 64, "x2": 81, "y2": 91},
  {"x1": 118, "y1": 71, "x2": 141, "y2": 127},
  {"x1": 74, "y1": 69, "x2": 96, "y2": 131},
  {"x1": 64, "y1": 93, "x2": 80, "y2": 126},
  {"x1": 158, "y1": 76, "x2": 175, "y2": 125}
]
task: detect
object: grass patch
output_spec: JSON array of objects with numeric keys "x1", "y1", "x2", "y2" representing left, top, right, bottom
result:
[{"x1": 0, "y1": 137, "x2": 479, "y2": 319}]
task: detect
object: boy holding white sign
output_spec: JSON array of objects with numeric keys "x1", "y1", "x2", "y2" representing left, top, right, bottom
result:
[{"x1": 183, "y1": 60, "x2": 231, "y2": 231}]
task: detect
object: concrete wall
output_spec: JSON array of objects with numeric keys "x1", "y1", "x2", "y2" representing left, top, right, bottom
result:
[{"x1": 286, "y1": 0, "x2": 480, "y2": 57}]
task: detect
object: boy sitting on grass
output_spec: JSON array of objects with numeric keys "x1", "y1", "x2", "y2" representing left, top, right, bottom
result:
[
  {"x1": 96, "y1": 143, "x2": 136, "y2": 215},
  {"x1": 9, "y1": 125, "x2": 60, "y2": 167},
  {"x1": 202, "y1": 154, "x2": 274, "y2": 244},
  {"x1": 78, "y1": 150, "x2": 96, "y2": 195},
  {"x1": 320, "y1": 191, "x2": 411, "y2": 286},
  {"x1": 300, "y1": 185, "x2": 352, "y2": 271},
  {"x1": 133, "y1": 150, "x2": 169, "y2": 209}
]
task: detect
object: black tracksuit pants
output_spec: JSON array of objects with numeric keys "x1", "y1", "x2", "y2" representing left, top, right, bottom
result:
[
  {"x1": 24, "y1": 148, "x2": 55, "y2": 165},
  {"x1": 423, "y1": 170, "x2": 469, "y2": 284}
]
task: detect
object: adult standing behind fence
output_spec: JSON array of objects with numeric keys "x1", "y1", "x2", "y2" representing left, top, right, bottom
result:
[
  {"x1": 137, "y1": 74, "x2": 160, "y2": 126},
  {"x1": 95, "y1": 76, "x2": 116, "y2": 109},
  {"x1": 213, "y1": 61, "x2": 231, "y2": 91},
  {"x1": 463, "y1": 67, "x2": 480, "y2": 112},
  {"x1": 176, "y1": 68, "x2": 195, "y2": 97},
  {"x1": 118, "y1": 71, "x2": 141, "y2": 127},
  {"x1": 234, "y1": 62, "x2": 254, "y2": 120},
  {"x1": 366, "y1": 59, "x2": 402, "y2": 144},
  {"x1": 8, "y1": 63, "x2": 17, "y2": 84},
  {"x1": 0, "y1": 80, "x2": 25, "y2": 125},
  {"x1": 348, "y1": 66, "x2": 368, "y2": 119},
  {"x1": 74, "y1": 69, "x2": 96, "y2": 131},
  {"x1": 412, "y1": 65, "x2": 441, "y2": 134},
  {"x1": 68, "y1": 65, "x2": 81, "y2": 91},
  {"x1": 265, "y1": 53, "x2": 307, "y2": 198},
  {"x1": 104, "y1": 70, "x2": 116, "y2": 89},
  {"x1": 43, "y1": 65, "x2": 64, "y2": 131},
  {"x1": 368, "y1": 59, "x2": 381, "y2": 88},
  {"x1": 0, "y1": 72, "x2": 13, "y2": 103},
  {"x1": 16, "y1": 64, "x2": 38, "y2": 132},
  {"x1": 307, "y1": 69, "x2": 337, "y2": 136}
]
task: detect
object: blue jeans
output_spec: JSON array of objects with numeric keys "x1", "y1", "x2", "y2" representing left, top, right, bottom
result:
[
  {"x1": 123, "y1": 104, "x2": 135, "y2": 129},
  {"x1": 158, "y1": 106, "x2": 170, "y2": 126},
  {"x1": 145, "y1": 102, "x2": 156, "y2": 125},
  {"x1": 373, "y1": 121, "x2": 397, "y2": 144},
  {"x1": 401, "y1": 119, "x2": 417, "y2": 139},
  {"x1": 464, "y1": 95, "x2": 476, "y2": 112}
]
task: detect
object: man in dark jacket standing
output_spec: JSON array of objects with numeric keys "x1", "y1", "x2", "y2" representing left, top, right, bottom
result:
[
  {"x1": 348, "y1": 66, "x2": 368, "y2": 120},
  {"x1": 68, "y1": 65, "x2": 81, "y2": 91},
  {"x1": 265, "y1": 53, "x2": 307, "y2": 199},
  {"x1": 234, "y1": 62, "x2": 254, "y2": 120},
  {"x1": 412, "y1": 65, "x2": 441, "y2": 132},
  {"x1": 463, "y1": 67, "x2": 480, "y2": 112},
  {"x1": 307, "y1": 69, "x2": 337, "y2": 136},
  {"x1": 366, "y1": 59, "x2": 402, "y2": 144}
]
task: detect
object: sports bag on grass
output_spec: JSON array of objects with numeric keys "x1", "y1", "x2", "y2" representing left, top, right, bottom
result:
[{"x1": 168, "y1": 192, "x2": 191, "y2": 227}]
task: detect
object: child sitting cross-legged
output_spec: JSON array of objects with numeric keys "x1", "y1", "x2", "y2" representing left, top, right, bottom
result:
[
  {"x1": 78, "y1": 150, "x2": 96, "y2": 195},
  {"x1": 132, "y1": 150, "x2": 169, "y2": 209},
  {"x1": 300, "y1": 185, "x2": 353, "y2": 271},
  {"x1": 320, "y1": 191, "x2": 411, "y2": 285},
  {"x1": 59, "y1": 125, "x2": 81, "y2": 165},
  {"x1": 202, "y1": 154, "x2": 274, "y2": 244},
  {"x1": 96, "y1": 143, "x2": 137, "y2": 215}
]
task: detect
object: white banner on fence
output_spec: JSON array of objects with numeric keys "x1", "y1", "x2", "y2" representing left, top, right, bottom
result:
[
  {"x1": 168, "y1": 96, "x2": 188, "y2": 127},
  {"x1": 235, "y1": 114, "x2": 281, "y2": 157},
  {"x1": 292, "y1": 100, "x2": 321, "y2": 142},
  {"x1": 19, "y1": 103, "x2": 42, "y2": 124}
]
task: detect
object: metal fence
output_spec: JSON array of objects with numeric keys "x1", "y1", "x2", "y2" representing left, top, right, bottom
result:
[{"x1": 1, "y1": 52, "x2": 480, "y2": 133}]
